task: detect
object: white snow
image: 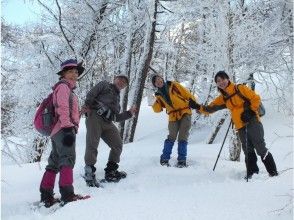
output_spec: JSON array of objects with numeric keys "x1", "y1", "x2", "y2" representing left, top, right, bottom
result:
[{"x1": 1, "y1": 98, "x2": 293, "y2": 220}]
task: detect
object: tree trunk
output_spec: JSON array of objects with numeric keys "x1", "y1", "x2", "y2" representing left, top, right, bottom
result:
[
  {"x1": 32, "y1": 137, "x2": 49, "y2": 162},
  {"x1": 124, "y1": 0, "x2": 158, "y2": 143},
  {"x1": 226, "y1": 0, "x2": 241, "y2": 160},
  {"x1": 119, "y1": 87, "x2": 129, "y2": 139},
  {"x1": 208, "y1": 112, "x2": 229, "y2": 144},
  {"x1": 227, "y1": 0, "x2": 234, "y2": 80},
  {"x1": 229, "y1": 128, "x2": 241, "y2": 161},
  {"x1": 119, "y1": 30, "x2": 134, "y2": 139}
]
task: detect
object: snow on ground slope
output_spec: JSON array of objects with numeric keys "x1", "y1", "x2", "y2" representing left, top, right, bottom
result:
[{"x1": 1, "y1": 99, "x2": 293, "y2": 220}]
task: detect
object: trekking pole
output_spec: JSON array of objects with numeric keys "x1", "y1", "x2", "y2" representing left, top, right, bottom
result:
[
  {"x1": 213, "y1": 120, "x2": 232, "y2": 171},
  {"x1": 245, "y1": 124, "x2": 249, "y2": 182}
]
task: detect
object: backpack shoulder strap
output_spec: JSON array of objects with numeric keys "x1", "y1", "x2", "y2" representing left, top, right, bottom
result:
[
  {"x1": 221, "y1": 89, "x2": 237, "y2": 103},
  {"x1": 235, "y1": 84, "x2": 250, "y2": 103},
  {"x1": 53, "y1": 80, "x2": 74, "y2": 121},
  {"x1": 69, "y1": 92, "x2": 74, "y2": 120},
  {"x1": 171, "y1": 82, "x2": 186, "y2": 102}
]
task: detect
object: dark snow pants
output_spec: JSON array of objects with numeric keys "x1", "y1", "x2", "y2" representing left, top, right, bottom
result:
[
  {"x1": 46, "y1": 129, "x2": 76, "y2": 171},
  {"x1": 41, "y1": 129, "x2": 76, "y2": 196},
  {"x1": 84, "y1": 110, "x2": 122, "y2": 166},
  {"x1": 238, "y1": 118, "x2": 268, "y2": 160}
]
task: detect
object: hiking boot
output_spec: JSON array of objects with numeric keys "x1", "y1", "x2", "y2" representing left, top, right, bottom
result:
[
  {"x1": 105, "y1": 170, "x2": 127, "y2": 182},
  {"x1": 84, "y1": 165, "x2": 100, "y2": 188},
  {"x1": 86, "y1": 178, "x2": 100, "y2": 187},
  {"x1": 42, "y1": 198, "x2": 61, "y2": 208},
  {"x1": 40, "y1": 189, "x2": 60, "y2": 208},
  {"x1": 42, "y1": 197, "x2": 61, "y2": 208},
  {"x1": 244, "y1": 170, "x2": 259, "y2": 180},
  {"x1": 245, "y1": 152, "x2": 259, "y2": 177},
  {"x1": 176, "y1": 160, "x2": 187, "y2": 168},
  {"x1": 60, "y1": 185, "x2": 75, "y2": 203},
  {"x1": 59, "y1": 186, "x2": 88, "y2": 205},
  {"x1": 160, "y1": 159, "x2": 170, "y2": 167},
  {"x1": 269, "y1": 171, "x2": 279, "y2": 177},
  {"x1": 59, "y1": 193, "x2": 88, "y2": 206},
  {"x1": 104, "y1": 161, "x2": 127, "y2": 182}
]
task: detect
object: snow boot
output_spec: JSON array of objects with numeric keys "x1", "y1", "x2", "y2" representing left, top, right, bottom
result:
[
  {"x1": 160, "y1": 159, "x2": 170, "y2": 167},
  {"x1": 104, "y1": 161, "x2": 127, "y2": 182},
  {"x1": 40, "y1": 188, "x2": 60, "y2": 208},
  {"x1": 245, "y1": 152, "x2": 259, "y2": 179},
  {"x1": 176, "y1": 160, "x2": 187, "y2": 168},
  {"x1": 84, "y1": 165, "x2": 100, "y2": 187},
  {"x1": 160, "y1": 139, "x2": 174, "y2": 165},
  {"x1": 262, "y1": 152, "x2": 278, "y2": 177},
  {"x1": 60, "y1": 186, "x2": 85, "y2": 205}
]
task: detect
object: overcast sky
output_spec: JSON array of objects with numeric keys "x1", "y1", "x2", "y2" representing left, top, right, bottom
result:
[{"x1": 2, "y1": 0, "x2": 40, "y2": 25}]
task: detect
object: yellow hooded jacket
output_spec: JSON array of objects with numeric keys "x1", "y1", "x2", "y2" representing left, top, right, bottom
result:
[
  {"x1": 152, "y1": 81, "x2": 196, "y2": 121},
  {"x1": 199, "y1": 82, "x2": 261, "y2": 129}
]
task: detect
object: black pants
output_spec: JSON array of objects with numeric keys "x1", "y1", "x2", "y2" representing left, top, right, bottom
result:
[{"x1": 238, "y1": 119, "x2": 268, "y2": 159}]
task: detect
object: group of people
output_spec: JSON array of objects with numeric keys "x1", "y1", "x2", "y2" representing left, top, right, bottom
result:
[{"x1": 38, "y1": 59, "x2": 278, "y2": 208}]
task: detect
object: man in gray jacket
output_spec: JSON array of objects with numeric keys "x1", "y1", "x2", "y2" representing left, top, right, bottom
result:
[{"x1": 82, "y1": 75, "x2": 137, "y2": 187}]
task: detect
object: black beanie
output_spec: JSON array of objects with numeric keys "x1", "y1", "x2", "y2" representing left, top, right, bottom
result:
[{"x1": 214, "y1": 71, "x2": 229, "y2": 83}]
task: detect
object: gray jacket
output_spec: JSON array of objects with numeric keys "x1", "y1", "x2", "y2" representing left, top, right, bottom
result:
[{"x1": 85, "y1": 81, "x2": 132, "y2": 122}]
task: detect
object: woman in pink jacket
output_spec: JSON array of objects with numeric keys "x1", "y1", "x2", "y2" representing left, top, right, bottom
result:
[{"x1": 39, "y1": 59, "x2": 84, "y2": 207}]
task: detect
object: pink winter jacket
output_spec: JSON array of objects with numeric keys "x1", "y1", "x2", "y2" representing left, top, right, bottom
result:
[{"x1": 51, "y1": 79, "x2": 80, "y2": 137}]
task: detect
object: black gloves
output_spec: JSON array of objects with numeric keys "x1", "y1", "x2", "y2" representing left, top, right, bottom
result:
[
  {"x1": 189, "y1": 98, "x2": 201, "y2": 110},
  {"x1": 62, "y1": 127, "x2": 75, "y2": 147},
  {"x1": 241, "y1": 109, "x2": 256, "y2": 123}
]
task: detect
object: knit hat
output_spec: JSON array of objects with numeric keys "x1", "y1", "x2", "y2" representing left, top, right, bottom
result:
[{"x1": 56, "y1": 59, "x2": 84, "y2": 76}]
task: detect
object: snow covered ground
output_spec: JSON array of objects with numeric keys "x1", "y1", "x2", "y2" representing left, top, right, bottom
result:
[{"x1": 2, "y1": 99, "x2": 293, "y2": 220}]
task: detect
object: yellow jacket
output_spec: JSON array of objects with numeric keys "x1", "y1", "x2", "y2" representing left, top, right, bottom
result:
[
  {"x1": 199, "y1": 82, "x2": 261, "y2": 129},
  {"x1": 152, "y1": 81, "x2": 196, "y2": 121}
]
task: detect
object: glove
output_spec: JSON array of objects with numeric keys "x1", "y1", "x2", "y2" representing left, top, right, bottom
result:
[
  {"x1": 241, "y1": 109, "x2": 256, "y2": 123},
  {"x1": 62, "y1": 128, "x2": 75, "y2": 147},
  {"x1": 189, "y1": 98, "x2": 201, "y2": 110}
]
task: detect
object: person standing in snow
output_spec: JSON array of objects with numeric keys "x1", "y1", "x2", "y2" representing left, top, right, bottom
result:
[
  {"x1": 151, "y1": 74, "x2": 197, "y2": 168},
  {"x1": 189, "y1": 71, "x2": 278, "y2": 178},
  {"x1": 39, "y1": 59, "x2": 84, "y2": 207},
  {"x1": 81, "y1": 75, "x2": 137, "y2": 187}
]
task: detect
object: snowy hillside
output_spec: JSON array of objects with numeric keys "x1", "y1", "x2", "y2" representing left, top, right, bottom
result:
[{"x1": 2, "y1": 99, "x2": 293, "y2": 220}]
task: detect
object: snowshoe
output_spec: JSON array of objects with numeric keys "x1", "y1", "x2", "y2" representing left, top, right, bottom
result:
[
  {"x1": 60, "y1": 194, "x2": 90, "y2": 207},
  {"x1": 36, "y1": 197, "x2": 61, "y2": 209}
]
